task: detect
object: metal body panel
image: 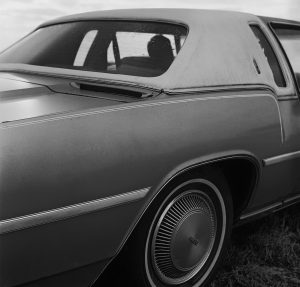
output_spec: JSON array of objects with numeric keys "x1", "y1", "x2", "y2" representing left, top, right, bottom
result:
[
  {"x1": 0, "y1": 92, "x2": 282, "y2": 220},
  {"x1": 0, "y1": 202, "x2": 143, "y2": 287},
  {"x1": 277, "y1": 98, "x2": 300, "y2": 195},
  {"x1": 244, "y1": 101, "x2": 300, "y2": 212},
  {"x1": 239, "y1": 99, "x2": 300, "y2": 214},
  {"x1": 0, "y1": 90, "x2": 284, "y2": 286},
  {"x1": 19, "y1": 260, "x2": 109, "y2": 287},
  {"x1": 0, "y1": 188, "x2": 150, "y2": 235},
  {"x1": 0, "y1": 77, "x2": 124, "y2": 123}
]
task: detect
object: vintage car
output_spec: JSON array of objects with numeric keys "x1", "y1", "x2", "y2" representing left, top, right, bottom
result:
[{"x1": 0, "y1": 8, "x2": 300, "y2": 287}]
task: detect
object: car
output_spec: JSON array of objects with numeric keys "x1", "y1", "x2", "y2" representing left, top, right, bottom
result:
[{"x1": 0, "y1": 8, "x2": 300, "y2": 287}]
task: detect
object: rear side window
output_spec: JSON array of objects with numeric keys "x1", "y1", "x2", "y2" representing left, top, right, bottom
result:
[
  {"x1": 250, "y1": 25, "x2": 286, "y2": 87},
  {"x1": 272, "y1": 26, "x2": 300, "y2": 90},
  {"x1": 104, "y1": 31, "x2": 181, "y2": 74},
  {"x1": 0, "y1": 21, "x2": 187, "y2": 78}
]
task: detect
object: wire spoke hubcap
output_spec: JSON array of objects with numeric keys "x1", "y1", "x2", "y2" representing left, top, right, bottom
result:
[{"x1": 151, "y1": 190, "x2": 217, "y2": 285}]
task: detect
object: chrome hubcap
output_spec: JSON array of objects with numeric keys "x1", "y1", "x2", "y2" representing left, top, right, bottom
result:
[{"x1": 151, "y1": 190, "x2": 217, "y2": 285}]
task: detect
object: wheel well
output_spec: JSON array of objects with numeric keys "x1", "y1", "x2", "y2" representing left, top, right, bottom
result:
[
  {"x1": 97, "y1": 156, "x2": 259, "y2": 284},
  {"x1": 132, "y1": 156, "x2": 258, "y2": 242},
  {"x1": 175, "y1": 158, "x2": 259, "y2": 220},
  {"x1": 150, "y1": 157, "x2": 259, "y2": 221},
  {"x1": 212, "y1": 158, "x2": 259, "y2": 219},
  {"x1": 96, "y1": 157, "x2": 259, "y2": 284}
]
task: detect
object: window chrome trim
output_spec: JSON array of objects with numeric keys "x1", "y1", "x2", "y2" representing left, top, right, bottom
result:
[{"x1": 0, "y1": 187, "x2": 150, "y2": 235}]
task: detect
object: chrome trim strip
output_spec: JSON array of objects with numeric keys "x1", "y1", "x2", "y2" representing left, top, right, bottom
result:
[
  {"x1": 277, "y1": 96, "x2": 299, "y2": 101},
  {"x1": 1, "y1": 94, "x2": 282, "y2": 142},
  {"x1": 240, "y1": 194, "x2": 300, "y2": 221},
  {"x1": 0, "y1": 187, "x2": 150, "y2": 235},
  {"x1": 264, "y1": 151, "x2": 300, "y2": 166},
  {"x1": 284, "y1": 194, "x2": 300, "y2": 204},
  {"x1": 240, "y1": 202, "x2": 282, "y2": 220}
]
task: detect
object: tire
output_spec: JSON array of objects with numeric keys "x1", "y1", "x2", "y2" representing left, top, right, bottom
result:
[{"x1": 104, "y1": 170, "x2": 233, "y2": 287}]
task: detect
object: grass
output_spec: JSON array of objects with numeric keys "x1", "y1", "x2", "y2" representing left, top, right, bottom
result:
[{"x1": 211, "y1": 204, "x2": 300, "y2": 287}]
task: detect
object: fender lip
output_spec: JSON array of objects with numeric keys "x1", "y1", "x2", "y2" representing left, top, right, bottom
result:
[{"x1": 110, "y1": 150, "x2": 261, "y2": 258}]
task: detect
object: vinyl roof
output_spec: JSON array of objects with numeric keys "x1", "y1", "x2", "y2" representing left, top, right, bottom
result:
[
  {"x1": 40, "y1": 9, "x2": 253, "y2": 28},
  {"x1": 2, "y1": 9, "x2": 296, "y2": 92}
]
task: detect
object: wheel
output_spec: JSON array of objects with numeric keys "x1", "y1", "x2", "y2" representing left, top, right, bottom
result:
[{"x1": 103, "y1": 170, "x2": 233, "y2": 287}]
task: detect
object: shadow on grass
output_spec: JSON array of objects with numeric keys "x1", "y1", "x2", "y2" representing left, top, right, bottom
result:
[{"x1": 211, "y1": 204, "x2": 300, "y2": 287}]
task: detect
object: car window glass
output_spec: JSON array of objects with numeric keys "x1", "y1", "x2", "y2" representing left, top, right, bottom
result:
[
  {"x1": 272, "y1": 27, "x2": 300, "y2": 91},
  {"x1": 0, "y1": 21, "x2": 187, "y2": 77},
  {"x1": 116, "y1": 32, "x2": 177, "y2": 59},
  {"x1": 250, "y1": 25, "x2": 286, "y2": 87}
]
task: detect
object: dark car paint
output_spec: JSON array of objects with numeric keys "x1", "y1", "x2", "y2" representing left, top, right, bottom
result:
[
  {"x1": 0, "y1": 78, "x2": 126, "y2": 123},
  {"x1": 0, "y1": 10, "x2": 300, "y2": 287},
  {"x1": 0, "y1": 85, "x2": 286, "y2": 286}
]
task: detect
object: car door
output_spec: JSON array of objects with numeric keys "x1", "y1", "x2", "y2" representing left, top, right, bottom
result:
[
  {"x1": 265, "y1": 21, "x2": 300, "y2": 200},
  {"x1": 244, "y1": 21, "x2": 300, "y2": 213}
]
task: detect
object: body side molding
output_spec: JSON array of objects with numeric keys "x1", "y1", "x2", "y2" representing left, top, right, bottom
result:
[
  {"x1": 263, "y1": 150, "x2": 300, "y2": 166},
  {"x1": 1, "y1": 94, "x2": 283, "y2": 145},
  {"x1": 240, "y1": 193, "x2": 300, "y2": 221},
  {"x1": 240, "y1": 202, "x2": 282, "y2": 220},
  {"x1": 0, "y1": 187, "x2": 150, "y2": 235}
]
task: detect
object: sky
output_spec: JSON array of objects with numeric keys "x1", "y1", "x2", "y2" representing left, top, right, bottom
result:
[{"x1": 1, "y1": 0, "x2": 300, "y2": 51}]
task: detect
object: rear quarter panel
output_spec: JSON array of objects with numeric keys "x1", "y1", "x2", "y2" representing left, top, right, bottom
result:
[{"x1": 0, "y1": 90, "x2": 282, "y2": 286}]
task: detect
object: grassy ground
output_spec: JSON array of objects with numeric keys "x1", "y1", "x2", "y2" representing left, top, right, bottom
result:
[{"x1": 211, "y1": 204, "x2": 300, "y2": 287}]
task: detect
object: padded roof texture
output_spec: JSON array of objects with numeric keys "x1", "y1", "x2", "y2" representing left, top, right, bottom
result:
[{"x1": 2, "y1": 9, "x2": 292, "y2": 92}]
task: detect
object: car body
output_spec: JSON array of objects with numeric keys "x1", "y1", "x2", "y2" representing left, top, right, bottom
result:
[{"x1": 0, "y1": 8, "x2": 300, "y2": 287}]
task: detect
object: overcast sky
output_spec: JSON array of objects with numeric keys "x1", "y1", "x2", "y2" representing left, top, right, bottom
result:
[{"x1": 1, "y1": 0, "x2": 300, "y2": 50}]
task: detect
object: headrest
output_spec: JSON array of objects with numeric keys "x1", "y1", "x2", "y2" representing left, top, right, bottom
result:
[{"x1": 147, "y1": 35, "x2": 174, "y2": 63}]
